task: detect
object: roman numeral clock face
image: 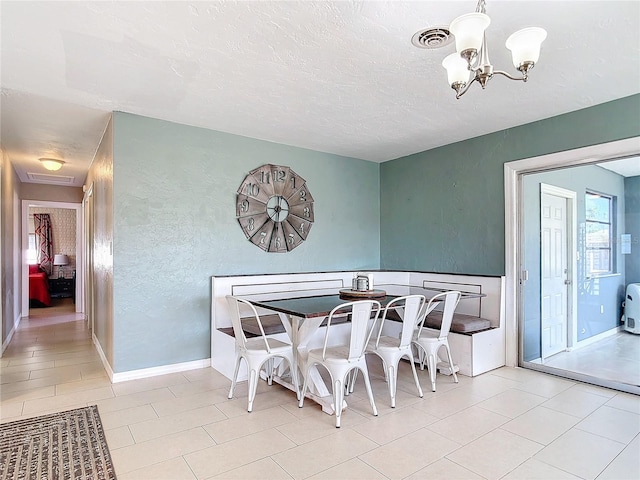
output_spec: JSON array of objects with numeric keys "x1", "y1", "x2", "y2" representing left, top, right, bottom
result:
[{"x1": 235, "y1": 164, "x2": 314, "y2": 252}]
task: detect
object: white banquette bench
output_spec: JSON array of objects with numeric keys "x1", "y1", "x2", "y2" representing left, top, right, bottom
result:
[{"x1": 211, "y1": 271, "x2": 505, "y2": 379}]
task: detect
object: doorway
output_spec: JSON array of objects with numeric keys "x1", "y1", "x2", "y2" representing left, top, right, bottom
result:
[
  {"x1": 21, "y1": 200, "x2": 84, "y2": 318},
  {"x1": 505, "y1": 136, "x2": 640, "y2": 394}
]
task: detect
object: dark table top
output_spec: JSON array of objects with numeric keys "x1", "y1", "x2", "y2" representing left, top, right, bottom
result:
[
  {"x1": 247, "y1": 284, "x2": 484, "y2": 319},
  {"x1": 249, "y1": 294, "x2": 390, "y2": 319}
]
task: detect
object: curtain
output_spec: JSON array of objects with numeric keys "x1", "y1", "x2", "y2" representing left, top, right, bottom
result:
[{"x1": 34, "y1": 213, "x2": 53, "y2": 276}]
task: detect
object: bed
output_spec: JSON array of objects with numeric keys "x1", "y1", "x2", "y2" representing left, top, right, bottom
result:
[{"x1": 29, "y1": 264, "x2": 51, "y2": 307}]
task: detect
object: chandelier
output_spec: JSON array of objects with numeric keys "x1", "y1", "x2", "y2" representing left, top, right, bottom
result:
[{"x1": 438, "y1": 0, "x2": 547, "y2": 99}]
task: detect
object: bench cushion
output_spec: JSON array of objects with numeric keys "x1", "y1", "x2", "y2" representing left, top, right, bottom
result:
[
  {"x1": 424, "y1": 311, "x2": 491, "y2": 334},
  {"x1": 241, "y1": 314, "x2": 286, "y2": 336},
  {"x1": 383, "y1": 310, "x2": 491, "y2": 334}
]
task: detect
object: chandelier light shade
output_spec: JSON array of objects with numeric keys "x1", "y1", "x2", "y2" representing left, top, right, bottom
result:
[
  {"x1": 442, "y1": 53, "x2": 470, "y2": 87},
  {"x1": 449, "y1": 12, "x2": 490, "y2": 58},
  {"x1": 435, "y1": 0, "x2": 546, "y2": 99},
  {"x1": 506, "y1": 27, "x2": 547, "y2": 71},
  {"x1": 40, "y1": 158, "x2": 65, "y2": 171}
]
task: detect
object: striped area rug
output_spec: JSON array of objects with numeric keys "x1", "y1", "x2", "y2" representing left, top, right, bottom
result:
[{"x1": 0, "y1": 405, "x2": 116, "y2": 479}]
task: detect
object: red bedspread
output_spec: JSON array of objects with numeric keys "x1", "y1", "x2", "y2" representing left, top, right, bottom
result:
[{"x1": 29, "y1": 271, "x2": 51, "y2": 307}]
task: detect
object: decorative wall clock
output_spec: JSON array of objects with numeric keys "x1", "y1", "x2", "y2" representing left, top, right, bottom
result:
[{"x1": 235, "y1": 164, "x2": 314, "y2": 252}]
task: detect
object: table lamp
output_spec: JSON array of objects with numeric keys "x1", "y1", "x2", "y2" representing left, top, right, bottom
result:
[{"x1": 53, "y1": 254, "x2": 69, "y2": 278}]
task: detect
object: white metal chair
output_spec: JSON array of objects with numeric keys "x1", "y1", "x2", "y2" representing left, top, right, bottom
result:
[
  {"x1": 226, "y1": 295, "x2": 299, "y2": 412},
  {"x1": 365, "y1": 295, "x2": 426, "y2": 407},
  {"x1": 412, "y1": 291, "x2": 461, "y2": 392},
  {"x1": 299, "y1": 300, "x2": 381, "y2": 428}
]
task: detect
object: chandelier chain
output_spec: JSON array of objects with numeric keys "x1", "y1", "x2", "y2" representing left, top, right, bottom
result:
[{"x1": 475, "y1": 0, "x2": 487, "y2": 14}]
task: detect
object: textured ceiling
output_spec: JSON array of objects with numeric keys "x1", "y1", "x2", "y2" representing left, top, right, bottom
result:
[{"x1": 1, "y1": 1, "x2": 639, "y2": 187}]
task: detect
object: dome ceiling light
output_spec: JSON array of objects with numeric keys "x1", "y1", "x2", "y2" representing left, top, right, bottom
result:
[{"x1": 39, "y1": 158, "x2": 65, "y2": 171}]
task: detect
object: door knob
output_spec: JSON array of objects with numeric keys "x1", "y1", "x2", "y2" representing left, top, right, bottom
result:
[{"x1": 564, "y1": 279, "x2": 571, "y2": 285}]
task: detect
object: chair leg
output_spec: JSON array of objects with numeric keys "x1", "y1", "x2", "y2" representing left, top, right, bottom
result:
[
  {"x1": 408, "y1": 352, "x2": 424, "y2": 398},
  {"x1": 347, "y1": 370, "x2": 358, "y2": 394},
  {"x1": 289, "y1": 356, "x2": 301, "y2": 401},
  {"x1": 333, "y1": 377, "x2": 345, "y2": 428},
  {"x1": 382, "y1": 359, "x2": 389, "y2": 383},
  {"x1": 228, "y1": 355, "x2": 242, "y2": 399},
  {"x1": 344, "y1": 371, "x2": 351, "y2": 396},
  {"x1": 444, "y1": 343, "x2": 459, "y2": 383},
  {"x1": 416, "y1": 345, "x2": 426, "y2": 370},
  {"x1": 427, "y1": 354, "x2": 437, "y2": 392},
  {"x1": 387, "y1": 363, "x2": 397, "y2": 408},
  {"x1": 299, "y1": 365, "x2": 311, "y2": 408},
  {"x1": 247, "y1": 368, "x2": 259, "y2": 412},
  {"x1": 360, "y1": 367, "x2": 378, "y2": 417},
  {"x1": 266, "y1": 358, "x2": 274, "y2": 386}
]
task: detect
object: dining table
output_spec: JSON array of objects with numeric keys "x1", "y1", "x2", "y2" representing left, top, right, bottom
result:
[{"x1": 245, "y1": 284, "x2": 484, "y2": 414}]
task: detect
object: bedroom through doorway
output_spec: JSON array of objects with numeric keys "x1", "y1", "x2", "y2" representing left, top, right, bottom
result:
[{"x1": 22, "y1": 200, "x2": 84, "y2": 322}]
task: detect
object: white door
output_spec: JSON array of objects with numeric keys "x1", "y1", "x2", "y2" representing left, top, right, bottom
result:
[{"x1": 541, "y1": 192, "x2": 568, "y2": 358}]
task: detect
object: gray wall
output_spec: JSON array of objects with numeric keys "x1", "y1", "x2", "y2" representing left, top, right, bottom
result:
[
  {"x1": 522, "y1": 165, "x2": 627, "y2": 360},
  {"x1": 111, "y1": 112, "x2": 380, "y2": 372},
  {"x1": 21, "y1": 184, "x2": 83, "y2": 203},
  {"x1": 1, "y1": 151, "x2": 22, "y2": 349},
  {"x1": 86, "y1": 116, "x2": 115, "y2": 367},
  {"x1": 379, "y1": 94, "x2": 640, "y2": 275},
  {"x1": 625, "y1": 175, "x2": 640, "y2": 284}
]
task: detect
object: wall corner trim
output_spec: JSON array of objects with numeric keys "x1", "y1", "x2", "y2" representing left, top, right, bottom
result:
[
  {"x1": 93, "y1": 334, "x2": 115, "y2": 382},
  {"x1": 1, "y1": 314, "x2": 22, "y2": 355}
]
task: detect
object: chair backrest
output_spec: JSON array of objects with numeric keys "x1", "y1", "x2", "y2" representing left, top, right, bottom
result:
[
  {"x1": 322, "y1": 300, "x2": 381, "y2": 361},
  {"x1": 417, "y1": 291, "x2": 461, "y2": 340},
  {"x1": 226, "y1": 295, "x2": 271, "y2": 352},
  {"x1": 376, "y1": 295, "x2": 426, "y2": 348}
]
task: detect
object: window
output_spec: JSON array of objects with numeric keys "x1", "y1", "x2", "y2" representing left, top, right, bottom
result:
[
  {"x1": 27, "y1": 233, "x2": 38, "y2": 264},
  {"x1": 585, "y1": 191, "x2": 614, "y2": 275}
]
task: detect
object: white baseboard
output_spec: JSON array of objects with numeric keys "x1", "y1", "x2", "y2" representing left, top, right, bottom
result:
[
  {"x1": 93, "y1": 333, "x2": 115, "y2": 382},
  {"x1": 568, "y1": 326, "x2": 622, "y2": 351},
  {"x1": 111, "y1": 358, "x2": 211, "y2": 384},
  {"x1": 91, "y1": 334, "x2": 211, "y2": 384},
  {"x1": 1, "y1": 314, "x2": 23, "y2": 355},
  {"x1": 527, "y1": 326, "x2": 622, "y2": 363}
]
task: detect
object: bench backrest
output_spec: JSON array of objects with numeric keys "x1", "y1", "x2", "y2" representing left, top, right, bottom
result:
[{"x1": 212, "y1": 271, "x2": 504, "y2": 330}]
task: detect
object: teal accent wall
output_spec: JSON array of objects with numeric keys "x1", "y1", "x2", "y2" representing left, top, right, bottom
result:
[
  {"x1": 111, "y1": 113, "x2": 380, "y2": 372},
  {"x1": 380, "y1": 94, "x2": 640, "y2": 275},
  {"x1": 522, "y1": 165, "x2": 627, "y2": 360},
  {"x1": 625, "y1": 176, "x2": 640, "y2": 284},
  {"x1": 104, "y1": 95, "x2": 638, "y2": 373}
]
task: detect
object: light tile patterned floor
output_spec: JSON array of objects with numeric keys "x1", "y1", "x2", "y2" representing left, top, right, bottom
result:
[
  {"x1": 541, "y1": 331, "x2": 640, "y2": 387},
  {"x1": 1, "y1": 314, "x2": 639, "y2": 479}
]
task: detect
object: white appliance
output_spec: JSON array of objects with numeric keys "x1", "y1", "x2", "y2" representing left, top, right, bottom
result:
[{"x1": 623, "y1": 283, "x2": 640, "y2": 334}]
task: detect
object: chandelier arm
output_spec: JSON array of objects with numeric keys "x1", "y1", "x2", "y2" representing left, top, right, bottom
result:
[
  {"x1": 455, "y1": 75, "x2": 478, "y2": 99},
  {"x1": 492, "y1": 70, "x2": 526, "y2": 82}
]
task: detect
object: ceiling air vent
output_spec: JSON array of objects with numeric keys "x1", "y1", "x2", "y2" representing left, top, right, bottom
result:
[
  {"x1": 411, "y1": 26, "x2": 454, "y2": 49},
  {"x1": 27, "y1": 172, "x2": 75, "y2": 184}
]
